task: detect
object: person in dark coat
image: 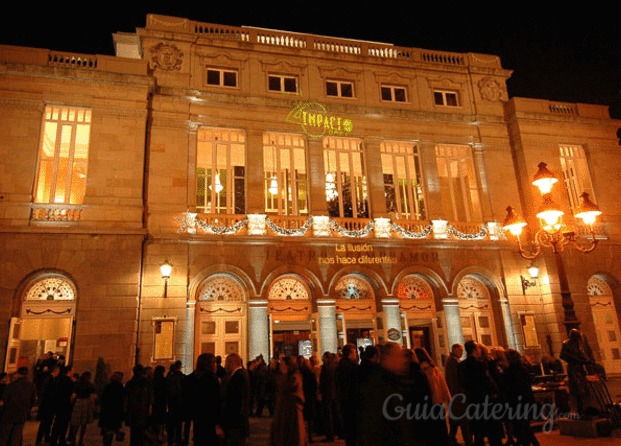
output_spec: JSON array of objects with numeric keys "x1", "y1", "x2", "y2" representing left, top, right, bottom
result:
[
  {"x1": 125, "y1": 364, "x2": 153, "y2": 446},
  {"x1": 68, "y1": 371, "x2": 97, "y2": 446},
  {"x1": 458, "y1": 341, "x2": 503, "y2": 446},
  {"x1": 319, "y1": 352, "x2": 338, "y2": 442},
  {"x1": 149, "y1": 365, "x2": 168, "y2": 444},
  {"x1": 335, "y1": 343, "x2": 359, "y2": 446},
  {"x1": 184, "y1": 353, "x2": 222, "y2": 446},
  {"x1": 221, "y1": 353, "x2": 250, "y2": 446},
  {"x1": 502, "y1": 350, "x2": 541, "y2": 446},
  {"x1": 49, "y1": 365, "x2": 75, "y2": 446},
  {"x1": 98, "y1": 371, "x2": 126, "y2": 446},
  {"x1": 560, "y1": 328, "x2": 594, "y2": 415},
  {"x1": 357, "y1": 342, "x2": 418, "y2": 446},
  {"x1": 0, "y1": 373, "x2": 8, "y2": 421},
  {"x1": 0, "y1": 366, "x2": 38, "y2": 446},
  {"x1": 36, "y1": 364, "x2": 60, "y2": 445},
  {"x1": 165, "y1": 361, "x2": 186, "y2": 446},
  {"x1": 299, "y1": 356, "x2": 318, "y2": 443},
  {"x1": 444, "y1": 343, "x2": 471, "y2": 446}
]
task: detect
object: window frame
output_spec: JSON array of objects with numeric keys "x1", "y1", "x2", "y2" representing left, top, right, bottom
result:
[
  {"x1": 326, "y1": 80, "x2": 355, "y2": 98},
  {"x1": 268, "y1": 74, "x2": 299, "y2": 94},
  {"x1": 433, "y1": 89, "x2": 460, "y2": 107},
  {"x1": 33, "y1": 105, "x2": 92, "y2": 205},
  {"x1": 381, "y1": 84, "x2": 408, "y2": 103},
  {"x1": 205, "y1": 67, "x2": 239, "y2": 88}
]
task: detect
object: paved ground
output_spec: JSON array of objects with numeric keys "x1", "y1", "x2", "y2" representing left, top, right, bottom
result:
[{"x1": 19, "y1": 376, "x2": 621, "y2": 446}]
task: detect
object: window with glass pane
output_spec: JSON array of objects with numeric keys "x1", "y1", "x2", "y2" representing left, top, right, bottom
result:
[
  {"x1": 559, "y1": 145, "x2": 596, "y2": 215},
  {"x1": 196, "y1": 127, "x2": 246, "y2": 214},
  {"x1": 324, "y1": 137, "x2": 368, "y2": 218},
  {"x1": 435, "y1": 144, "x2": 482, "y2": 222},
  {"x1": 268, "y1": 74, "x2": 298, "y2": 93},
  {"x1": 264, "y1": 133, "x2": 308, "y2": 215},
  {"x1": 34, "y1": 106, "x2": 91, "y2": 204},
  {"x1": 206, "y1": 68, "x2": 238, "y2": 87},
  {"x1": 381, "y1": 141, "x2": 426, "y2": 220}
]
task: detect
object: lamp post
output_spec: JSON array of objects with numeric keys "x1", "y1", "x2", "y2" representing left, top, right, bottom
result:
[{"x1": 502, "y1": 162, "x2": 602, "y2": 335}]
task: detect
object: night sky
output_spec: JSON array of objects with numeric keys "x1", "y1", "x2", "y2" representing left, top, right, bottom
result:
[{"x1": 2, "y1": 5, "x2": 620, "y2": 118}]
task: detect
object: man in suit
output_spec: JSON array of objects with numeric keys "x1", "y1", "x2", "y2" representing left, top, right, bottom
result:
[
  {"x1": 445, "y1": 343, "x2": 471, "y2": 446},
  {"x1": 0, "y1": 366, "x2": 38, "y2": 446},
  {"x1": 221, "y1": 353, "x2": 251, "y2": 446}
]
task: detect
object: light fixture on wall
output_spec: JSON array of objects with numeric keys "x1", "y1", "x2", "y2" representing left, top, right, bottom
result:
[
  {"x1": 520, "y1": 262, "x2": 540, "y2": 294},
  {"x1": 503, "y1": 161, "x2": 603, "y2": 334},
  {"x1": 160, "y1": 260, "x2": 172, "y2": 298}
]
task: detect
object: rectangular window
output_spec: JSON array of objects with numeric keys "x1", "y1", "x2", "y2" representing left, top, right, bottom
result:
[
  {"x1": 268, "y1": 74, "x2": 298, "y2": 93},
  {"x1": 381, "y1": 141, "x2": 426, "y2": 220},
  {"x1": 435, "y1": 144, "x2": 482, "y2": 222},
  {"x1": 206, "y1": 68, "x2": 238, "y2": 87},
  {"x1": 34, "y1": 106, "x2": 92, "y2": 204},
  {"x1": 264, "y1": 133, "x2": 308, "y2": 216},
  {"x1": 324, "y1": 136, "x2": 368, "y2": 218},
  {"x1": 326, "y1": 80, "x2": 354, "y2": 98},
  {"x1": 381, "y1": 85, "x2": 408, "y2": 102},
  {"x1": 559, "y1": 144, "x2": 596, "y2": 215},
  {"x1": 196, "y1": 127, "x2": 246, "y2": 214},
  {"x1": 433, "y1": 90, "x2": 459, "y2": 107},
  {"x1": 153, "y1": 319, "x2": 175, "y2": 361}
]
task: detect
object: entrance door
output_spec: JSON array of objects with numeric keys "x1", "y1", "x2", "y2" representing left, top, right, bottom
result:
[
  {"x1": 198, "y1": 316, "x2": 245, "y2": 358},
  {"x1": 410, "y1": 325, "x2": 432, "y2": 356},
  {"x1": 460, "y1": 312, "x2": 497, "y2": 347},
  {"x1": 270, "y1": 320, "x2": 311, "y2": 358}
]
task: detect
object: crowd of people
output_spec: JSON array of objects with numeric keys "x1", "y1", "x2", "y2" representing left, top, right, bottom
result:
[
  {"x1": 250, "y1": 340, "x2": 550, "y2": 446},
  {"x1": 0, "y1": 337, "x2": 585, "y2": 446}
]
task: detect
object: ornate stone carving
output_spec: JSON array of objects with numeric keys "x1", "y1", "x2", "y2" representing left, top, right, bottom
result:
[
  {"x1": 478, "y1": 77, "x2": 502, "y2": 102},
  {"x1": 269, "y1": 277, "x2": 309, "y2": 300},
  {"x1": 150, "y1": 43, "x2": 183, "y2": 71},
  {"x1": 395, "y1": 276, "x2": 433, "y2": 300},
  {"x1": 27, "y1": 277, "x2": 75, "y2": 301},
  {"x1": 197, "y1": 274, "x2": 244, "y2": 301}
]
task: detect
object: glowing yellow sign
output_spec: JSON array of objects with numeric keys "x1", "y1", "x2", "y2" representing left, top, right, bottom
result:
[{"x1": 286, "y1": 101, "x2": 353, "y2": 138}]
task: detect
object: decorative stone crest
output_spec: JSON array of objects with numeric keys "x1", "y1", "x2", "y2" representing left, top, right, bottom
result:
[
  {"x1": 478, "y1": 77, "x2": 502, "y2": 102},
  {"x1": 150, "y1": 43, "x2": 183, "y2": 71}
]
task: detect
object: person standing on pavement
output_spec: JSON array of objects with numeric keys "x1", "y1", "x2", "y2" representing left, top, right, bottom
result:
[
  {"x1": 49, "y1": 365, "x2": 75, "y2": 446},
  {"x1": 98, "y1": 371, "x2": 126, "y2": 446},
  {"x1": 335, "y1": 343, "x2": 359, "y2": 446},
  {"x1": 444, "y1": 343, "x2": 471, "y2": 446},
  {"x1": 0, "y1": 366, "x2": 38, "y2": 446},
  {"x1": 125, "y1": 364, "x2": 153, "y2": 446},
  {"x1": 221, "y1": 353, "x2": 251, "y2": 446},
  {"x1": 184, "y1": 353, "x2": 222, "y2": 446},
  {"x1": 36, "y1": 364, "x2": 60, "y2": 445}
]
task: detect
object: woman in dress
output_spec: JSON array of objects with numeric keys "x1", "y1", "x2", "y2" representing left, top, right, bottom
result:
[
  {"x1": 68, "y1": 371, "x2": 96, "y2": 446},
  {"x1": 270, "y1": 356, "x2": 307, "y2": 446}
]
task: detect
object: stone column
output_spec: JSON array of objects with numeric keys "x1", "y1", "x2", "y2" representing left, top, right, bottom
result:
[
  {"x1": 499, "y1": 297, "x2": 518, "y2": 350},
  {"x1": 182, "y1": 300, "x2": 196, "y2": 375},
  {"x1": 442, "y1": 297, "x2": 464, "y2": 348},
  {"x1": 317, "y1": 299, "x2": 338, "y2": 354},
  {"x1": 382, "y1": 298, "x2": 403, "y2": 345},
  {"x1": 248, "y1": 300, "x2": 270, "y2": 361}
]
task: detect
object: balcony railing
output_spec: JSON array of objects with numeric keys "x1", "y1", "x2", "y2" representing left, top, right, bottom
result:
[
  {"x1": 175, "y1": 211, "x2": 507, "y2": 241},
  {"x1": 30, "y1": 204, "x2": 82, "y2": 223}
]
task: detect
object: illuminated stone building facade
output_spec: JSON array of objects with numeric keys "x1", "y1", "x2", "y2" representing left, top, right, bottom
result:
[{"x1": 1, "y1": 14, "x2": 620, "y2": 377}]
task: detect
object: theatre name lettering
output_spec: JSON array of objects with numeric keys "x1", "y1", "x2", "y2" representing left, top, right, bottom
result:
[{"x1": 318, "y1": 244, "x2": 438, "y2": 265}]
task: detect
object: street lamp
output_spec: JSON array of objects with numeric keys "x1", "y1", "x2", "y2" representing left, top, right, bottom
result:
[{"x1": 503, "y1": 162, "x2": 602, "y2": 334}]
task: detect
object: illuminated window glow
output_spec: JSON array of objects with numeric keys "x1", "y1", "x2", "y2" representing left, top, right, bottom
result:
[
  {"x1": 263, "y1": 133, "x2": 308, "y2": 216},
  {"x1": 381, "y1": 141, "x2": 426, "y2": 220},
  {"x1": 324, "y1": 137, "x2": 368, "y2": 218},
  {"x1": 34, "y1": 106, "x2": 91, "y2": 205},
  {"x1": 435, "y1": 144, "x2": 481, "y2": 222},
  {"x1": 559, "y1": 145, "x2": 596, "y2": 215},
  {"x1": 196, "y1": 127, "x2": 246, "y2": 214}
]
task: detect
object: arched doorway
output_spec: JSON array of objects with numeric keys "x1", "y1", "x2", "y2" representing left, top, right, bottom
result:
[
  {"x1": 395, "y1": 275, "x2": 443, "y2": 364},
  {"x1": 195, "y1": 273, "x2": 247, "y2": 362},
  {"x1": 334, "y1": 274, "x2": 377, "y2": 351},
  {"x1": 267, "y1": 275, "x2": 312, "y2": 358},
  {"x1": 457, "y1": 276, "x2": 498, "y2": 347},
  {"x1": 5, "y1": 273, "x2": 76, "y2": 376},
  {"x1": 587, "y1": 276, "x2": 621, "y2": 375}
]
